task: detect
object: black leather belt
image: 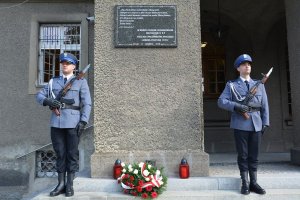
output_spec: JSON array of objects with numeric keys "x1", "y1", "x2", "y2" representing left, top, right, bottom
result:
[
  {"x1": 248, "y1": 107, "x2": 260, "y2": 112},
  {"x1": 61, "y1": 103, "x2": 80, "y2": 110}
]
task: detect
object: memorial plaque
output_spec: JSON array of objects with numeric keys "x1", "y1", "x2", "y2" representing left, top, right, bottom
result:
[{"x1": 115, "y1": 5, "x2": 177, "y2": 47}]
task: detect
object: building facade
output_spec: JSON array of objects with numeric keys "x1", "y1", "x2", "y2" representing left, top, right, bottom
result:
[{"x1": 0, "y1": 0, "x2": 300, "y2": 197}]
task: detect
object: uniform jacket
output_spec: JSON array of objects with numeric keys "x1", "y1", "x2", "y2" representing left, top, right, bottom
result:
[
  {"x1": 218, "y1": 77, "x2": 269, "y2": 132},
  {"x1": 36, "y1": 75, "x2": 92, "y2": 128}
]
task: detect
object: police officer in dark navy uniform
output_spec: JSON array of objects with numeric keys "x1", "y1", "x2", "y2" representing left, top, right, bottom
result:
[
  {"x1": 218, "y1": 54, "x2": 269, "y2": 195},
  {"x1": 36, "y1": 53, "x2": 92, "y2": 197}
]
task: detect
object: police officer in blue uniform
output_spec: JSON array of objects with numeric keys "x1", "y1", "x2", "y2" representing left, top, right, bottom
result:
[
  {"x1": 36, "y1": 53, "x2": 92, "y2": 197},
  {"x1": 218, "y1": 54, "x2": 269, "y2": 195}
]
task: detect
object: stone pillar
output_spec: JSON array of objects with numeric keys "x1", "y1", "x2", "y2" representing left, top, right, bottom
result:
[
  {"x1": 91, "y1": 0, "x2": 209, "y2": 177},
  {"x1": 285, "y1": 0, "x2": 300, "y2": 164}
]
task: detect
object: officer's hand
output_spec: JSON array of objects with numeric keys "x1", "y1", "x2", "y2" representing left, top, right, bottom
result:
[
  {"x1": 261, "y1": 125, "x2": 268, "y2": 135},
  {"x1": 76, "y1": 121, "x2": 87, "y2": 137},
  {"x1": 43, "y1": 98, "x2": 61, "y2": 108},
  {"x1": 234, "y1": 103, "x2": 249, "y2": 113}
]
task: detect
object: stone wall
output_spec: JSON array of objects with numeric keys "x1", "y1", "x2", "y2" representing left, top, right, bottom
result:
[{"x1": 92, "y1": 0, "x2": 209, "y2": 177}]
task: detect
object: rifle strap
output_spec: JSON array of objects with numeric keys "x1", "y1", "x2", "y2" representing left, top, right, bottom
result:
[
  {"x1": 59, "y1": 76, "x2": 77, "y2": 98},
  {"x1": 48, "y1": 76, "x2": 76, "y2": 100}
]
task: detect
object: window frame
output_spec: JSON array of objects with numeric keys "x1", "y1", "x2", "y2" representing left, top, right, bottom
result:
[{"x1": 28, "y1": 13, "x2": 88, "y2": 94}]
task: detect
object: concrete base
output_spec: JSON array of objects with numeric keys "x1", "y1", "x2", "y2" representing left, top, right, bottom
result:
[
  {"x1": 91, "y1": 150, "x2": 209, "y2": 178},
  {"x1": 291, "y1": 147, "x2": 300, "y2": 165}
]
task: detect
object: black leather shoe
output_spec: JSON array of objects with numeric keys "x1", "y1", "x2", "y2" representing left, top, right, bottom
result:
[
  {"x1": 249, "y1": 171, "x2": 266, "y2": 195},
  {"x1": 65, "y1": 186, "x2": 74, "y2": 197},
  {"x1": 65, "y1": 173, "x2": 75, "y2": 197},
  {"x1": 241, "y1": 184, "x2": 250, "y2": 195},
  {"x1": 250, "y1": 183, "x2": 266, "y2": 194},
  {"x1": 50, "y1": 173, "x2": 66, "y2": 196},
  {"x1": 240, "y1": 171, "x2": 250, "y2": 195}
]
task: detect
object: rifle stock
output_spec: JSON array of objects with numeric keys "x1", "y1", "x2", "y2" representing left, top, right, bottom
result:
[
  {"x1": 53, "y1": 108, "x2": 60, "y2": 116},
  {"x1": 241, "y1": 112, "x2": 250, "y2": 119}
]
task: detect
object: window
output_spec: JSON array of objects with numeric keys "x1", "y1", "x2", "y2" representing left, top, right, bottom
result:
[
  {"x1": 202, "y1": 32, "x2": 226, "y2": 99},
  {"x1": 202, "y1": 58, "x2": 225, "y2": 98},
  {"x1": 38, "y1": 24, "x2": 81, "y2": 85}
]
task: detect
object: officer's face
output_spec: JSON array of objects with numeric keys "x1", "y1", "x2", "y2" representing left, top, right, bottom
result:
[
  {"x1": 237, "y1": 62, "x2": 251, "y2": 75},
  {"x1": 61, "y1": 61, "x2": 75, "y2": 75}
]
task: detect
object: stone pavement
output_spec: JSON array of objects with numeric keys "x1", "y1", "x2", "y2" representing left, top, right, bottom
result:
[{"x1": 25, "y1": 153, "x2": 300, "y2": 200}]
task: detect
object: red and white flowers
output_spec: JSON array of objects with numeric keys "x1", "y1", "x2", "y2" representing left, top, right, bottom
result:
[{"x1": 117, "y1": 161, "x2": 168, "y2": 199}]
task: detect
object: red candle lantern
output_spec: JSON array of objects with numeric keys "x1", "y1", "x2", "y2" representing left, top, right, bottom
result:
[
  {"x1": 113, "y1": 159, "x2": 122, "y2": 179},
  {"x1": 179, "y1": 158, "x2": 190, "y2": 179}
]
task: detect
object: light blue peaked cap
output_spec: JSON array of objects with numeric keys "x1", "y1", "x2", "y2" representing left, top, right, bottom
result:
[
  {"x1": 59, "y1": 53, "x2": 78, "y2": 65},
  {"x1": 234, "y1": 54, "x2": 252, "y2": 68}
]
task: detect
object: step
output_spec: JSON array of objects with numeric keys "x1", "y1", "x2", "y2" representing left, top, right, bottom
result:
[
  {"x1": 28, "y1": 176, "x2": 300, "y2": 200},
  {"x1": 30, "y1": 189, "x2": 300, "y2": 200},
  {"x1": 72, "y1": 176, "x2": 300, "y2": 192},
  {"x1": 26, "y1": 161, "x2": 300, "y2": 199}
]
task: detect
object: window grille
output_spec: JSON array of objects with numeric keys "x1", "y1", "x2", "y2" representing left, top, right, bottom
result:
[
  {"x1": 36, "y1": 150, "x2": 57, "y2": 178},
  {"x1": 38, "y1": 24, "x2": 81, "y2": 85}
]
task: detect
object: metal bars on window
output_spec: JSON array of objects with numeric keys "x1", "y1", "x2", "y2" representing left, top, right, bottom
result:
[
  {"x1": 38, "y1": 24, "x2": 81, "y2": 85},
  {"x1": 36, "y1": 150, "x2": 57, "y2": 178}
]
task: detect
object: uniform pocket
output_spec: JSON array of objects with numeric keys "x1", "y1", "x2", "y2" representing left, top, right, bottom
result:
[
  {"x1": 71, "y1": 110, "x2": 80, "y2": 115},
  {"x1": 254, "y1": 94, "x2": 262, "y2": 102},
  {"x1": 69, "y1": 85, "x2": 80, "y2": 96},
  {"x1": 52, "y1": 85, "x2": 63, "y2": 96},
  {"x1": 236, "y1": 88, "x2": 247, "y2": 98},
  {"x1": 63, "y1": 85, "x2": 80, "y2": 100},
  {"x1": 70, "y1": 88, "x2": 80, "y2": 95}
]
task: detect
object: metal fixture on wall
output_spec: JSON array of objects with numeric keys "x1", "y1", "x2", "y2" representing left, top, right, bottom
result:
[{"x1": 201, "y1": 42, "x2": 207, "y2": 48}]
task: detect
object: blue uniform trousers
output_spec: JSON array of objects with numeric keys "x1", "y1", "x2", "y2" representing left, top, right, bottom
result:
[
  {"x1": 234, "y1": 129, "x2": 262, "y2": 172},
  {"x1": 51, "y1": 127, "x2": 79, "y2": 173}
]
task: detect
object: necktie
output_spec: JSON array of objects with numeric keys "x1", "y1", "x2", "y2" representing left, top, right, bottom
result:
[
  {"x1": 64, "y1": 77, "x2": 67, "y2": 84},
  {"x1": 245, "y1": 80, "x2": 249, "y2": 91}
]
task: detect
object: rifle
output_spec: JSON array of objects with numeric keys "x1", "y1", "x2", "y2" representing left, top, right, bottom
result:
[
  {"x1": 240, "y1": 67, "x2": 273, "y2": 119},
  {"x1": 52, "y1": 64, "x2": 91, "y2": 116}
]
